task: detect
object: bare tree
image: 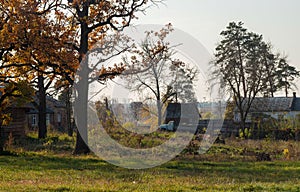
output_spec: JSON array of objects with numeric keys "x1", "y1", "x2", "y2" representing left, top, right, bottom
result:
[{"x1": 122, "y1": 25, "x2": 198, "y2": 126}]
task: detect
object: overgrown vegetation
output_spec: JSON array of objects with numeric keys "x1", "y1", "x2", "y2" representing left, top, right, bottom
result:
[
  {"x1": 0, "y1": 129, "x2": 299, "y2": 191},
  {"x1": 1, "y1": 135, "x2": 300, "y2": 191}
]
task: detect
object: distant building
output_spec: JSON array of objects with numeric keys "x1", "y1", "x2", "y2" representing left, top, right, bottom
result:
[
  {"x1": 110, "y1": 101, "x2": 150, "y2": 123},
  {"x1": 198, "y1": 102, "x2": 227, "y2": 118},
  {"x1": 164, "y1": 103, "x2": 201, "y2": 127},
  {"x1": 234, "y1": 92, "x2": 300, "y2": 123}
]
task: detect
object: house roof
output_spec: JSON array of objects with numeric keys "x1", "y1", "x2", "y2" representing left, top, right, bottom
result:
[
  {"x1": 46, "y1": 96, "x2": 65, "y2": 108},
  {"x1": 235, "y1": 97, "x2": 300, "y2": 113},
  {"x1": 6, "y1": 94, "x2": 64, "y2": 114},
  {"x1": 249, "y1": 97, "x2": 294, "y2": 112},
  {"x1": 7, "y1": 102, "x2": 35, "y2": 109},
  {"x1": 33, "y1": 95, "x2": 65, "y2": 108},
  {"x1": 26, "y1": 107, "x2": 54, "y2": 114},
  {"x1": 26, "y1": 102, "x2": 55, "y2": 114}
]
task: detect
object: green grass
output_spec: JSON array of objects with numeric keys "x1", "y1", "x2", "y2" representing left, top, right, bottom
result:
[
  {"x1": 1, "y1": 133, "x2": 300, "y2": 191},
  {"x1": 0, "y1": 152, "x2": 300, "y2": 191}
]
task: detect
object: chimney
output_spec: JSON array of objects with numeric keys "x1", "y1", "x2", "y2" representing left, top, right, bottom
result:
[{"x1": 293, "y1": 92, "x2": 297, "y2": 98}]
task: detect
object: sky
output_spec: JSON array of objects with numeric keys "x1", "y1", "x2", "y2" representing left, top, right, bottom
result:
[{"x1": 135, "y1": 0, "x2": 300, "y2": 97}]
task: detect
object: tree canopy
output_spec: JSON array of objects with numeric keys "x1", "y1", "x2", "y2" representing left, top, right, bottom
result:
[{"x1": 0, "y1": 0, "x2": 162, "y2": 153}]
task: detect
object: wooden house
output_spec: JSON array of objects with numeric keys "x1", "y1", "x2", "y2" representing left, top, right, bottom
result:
[
  {"x1": 1, "y1": 95, "x2": 67, "y2": 139},
  {"x1": 26, "y1": 96, "x2": 67, "y2": 132}
]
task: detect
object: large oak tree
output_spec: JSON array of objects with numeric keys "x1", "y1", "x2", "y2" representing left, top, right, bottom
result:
[
  {"x1": 0, "y1": 0, "x2": 78, "y2": 139},
  {"x1": 63, "y1": 0, "x2": 162, "y2": 154},
  {"x1": 1, "y1": 0, "x2": 162, "y2": 153}
]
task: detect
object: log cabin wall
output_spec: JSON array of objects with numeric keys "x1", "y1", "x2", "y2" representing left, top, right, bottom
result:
[{"x1": 2, "y1": 107, "x2": 27, "y2": 138}]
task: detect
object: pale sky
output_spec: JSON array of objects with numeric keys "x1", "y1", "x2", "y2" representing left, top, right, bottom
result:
[{"x1": 136, "y1": 0, "x2": 300, "y2": 96}]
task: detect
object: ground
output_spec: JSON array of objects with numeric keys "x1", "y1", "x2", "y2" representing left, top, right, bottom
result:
[{"x1": 0, "y1": 133, "x2": 300, "y2": 191}]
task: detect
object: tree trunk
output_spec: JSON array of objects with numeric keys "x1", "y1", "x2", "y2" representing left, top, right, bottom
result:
[
  {"x1": 157, "y1": 100, "x2": 162, "y2": 126},
  {"x1": 38, "y1": 74, "x2": 47, "y2": 139},
  {"x1": 73, "y1": 63, "x2": 90, "y2": 154},
  {"x1": 73, "y1": 61, "x2": 90, "y2": 154},
  {"x1": 73, "y1": 8, "x2": 90, "y2": 154},
  {"x1": 285, "y1": 77, "x2": 289, "y2": 97},
  {"x1": 74, "y1": 130, "x2": 90, "y2": 154},
  {"x1": 240, "y1": 121, "x2": 247, "y2": 139},
  {"x1": 66, "y1": 86, "x2": 73, "y2": 137},
  {"x1": 0, "y1": 120, "x2": 4, "y2": 153},
  {"x1": 155, "y1": 74, "x2": 162, "y2": 126},
  {"x1": 240, "y1": 111, "x2": 248, "y2": 139}
]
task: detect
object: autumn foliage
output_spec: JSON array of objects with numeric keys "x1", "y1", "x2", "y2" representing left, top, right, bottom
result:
[{"x1": 1, "y1": 0, "x2": 161, "y2": 153}]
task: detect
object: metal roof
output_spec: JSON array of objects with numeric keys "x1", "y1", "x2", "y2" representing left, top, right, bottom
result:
[
  {"x1": 235, "y1": 97, "x2": 300, "y2": 112},
  {"x1": 248, "y1": 97, "x2": 294, "y2": 112},
  {"x1": 26, "y1": 102, "x2": 55, "y2": 114}
]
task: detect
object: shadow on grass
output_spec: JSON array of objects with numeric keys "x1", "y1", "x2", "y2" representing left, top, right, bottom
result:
[
  {"x1": 0, "y1": 150, "x2": 19, "y2": 156},
  {"x1": 1, "y1": 150, "x2": 300, "y2": 186},
  {"x1": 0, "y1": 152, "x2": 114, "y2": 171},
  {"x1": 2, "y1": 133, "x2": 300, "y2": 186}
]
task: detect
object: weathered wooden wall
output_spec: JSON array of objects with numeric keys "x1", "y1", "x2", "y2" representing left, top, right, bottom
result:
[{"x1": 1, "y1": 108, "x2": 26, "y2": 138}]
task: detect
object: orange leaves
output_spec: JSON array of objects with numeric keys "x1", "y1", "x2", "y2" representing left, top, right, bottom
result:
[
  {"x1": 69, "y1": 0, "x2": 85, "y2": 7},
  {"x1": 147, "y1": 23, "x2": 173, "y2": 40},
  {"x1": 0, "y1": 85, "x2": 4, "y2": 95},
  {"x1": 0, "y1": 80, "x2": 34, "y2": 110},
  {"x1": 131, "y1": 55, "x2": 137, "y2": 60},
  {"x1": 98, "y1": 63, "x2": 126, "y2": 83},
  {"x1": 0, "y1": 0, "x2": 160, "y2": 89},
  {"x1": 172, "y1": 59, "x2": 186, "y2": 68},
  {"x1": 0, "y1": 0, "x2": 79, "y2": 88}
]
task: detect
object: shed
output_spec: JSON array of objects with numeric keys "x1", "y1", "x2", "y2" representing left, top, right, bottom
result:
[
  {"x1": 1, "y1": 104, "x2": 33, "y2": 138},
  {"x1": 164, "y1": 103, "x2": 201, "y2": 127}
]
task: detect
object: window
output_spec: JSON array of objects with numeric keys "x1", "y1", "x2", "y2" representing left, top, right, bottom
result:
[
  {"x1": 57, "y1": 113, "x2": 62, "y2": 123},
  {"x1": 57, "y1": 113, "x2": 62, "y2": 127},
  {"x1": 46, "y1": 114, "x2": 50, "y2": 126},
  {"x1": 32, "y1": 115, "x2": 37, "y2": 126}
]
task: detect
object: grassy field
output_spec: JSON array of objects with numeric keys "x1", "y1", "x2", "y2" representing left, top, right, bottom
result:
[{"x1": 0, "y1": 133, "x2": 300, "y2": 191}]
